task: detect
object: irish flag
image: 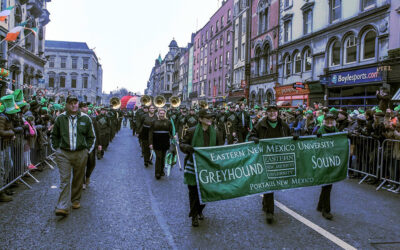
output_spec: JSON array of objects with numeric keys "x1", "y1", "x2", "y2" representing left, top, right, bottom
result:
[
  {"x1": 0, "y1": 6, "x2": 14, "y2": 22},
  {"x1": 5, "y1": 26, "x2": 24, "y2": 41}
]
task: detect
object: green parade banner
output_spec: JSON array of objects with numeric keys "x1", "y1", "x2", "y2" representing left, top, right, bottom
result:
[{"x1": 193, "y1": 132, "x2": 349, "y2": 203}]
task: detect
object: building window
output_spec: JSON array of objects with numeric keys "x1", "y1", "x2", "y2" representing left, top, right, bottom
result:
[
  {"x1": 304, "y1": 10, "x2": 312, "y2": 35},
  {"x1": 257, "y1": 1, "x2": 268, "y2": 34},
  {"x1": 48, "y1": 75, "x2": 55, "y2": 87},
  {"x1": 241, "y1": 16, "x2": 246, "y2": 34},
  {"x1": 208, "y1": 81, "x2": 211, "y2": 96},
  {"x1": 227, "y1": 32, "x2": 231, "y2": 43},
  {"x1": 219, "y1": 55, "x2": 223, "y2": 68},
  {"x1": 235, "y1": 23, "x2": 239, "y2": 40},
  {"x1": 344, "y1": 35, "x2": 357, "y2": 64},
  {"x1": 241, "y1": 43, "x2": 245, "y2": 61},
  {"x1": 211, "y1": 26, "x2": 214, "y2": 37},
  {"x1": 206, "y1": 31, "x2": 209, "y2": 40},
  {"x1": 71, "y1": 75, "x2": 77, "y2": 88},
  {"x1": 304, "y1": 49, "x2": 312, "y2": 71},
  {"x1": 83, "y1": 76, "x2": 88, "y2": 88},
  {"x1": 83, "y1": 58, "x2": 89, "y2": 70},
  {"x1": 361, "y1": 30, "x2": 376, "y2": 60},
  {"x1": 284, "y1": 55, "x2": 291, "y2": 76},
  {"x1": 284, "y1": 20, "x2": 292, "y2": 42},
  {"x1": 216, "y1": 21, "x2": 219, "y2": 32},
  {"x1": 210, "y1": 43, "x2": 213, "y2": 54},
  {"x1": 362, "y1": 0, "x2": 375, "y2": 10},
  {"x1": 216, "y1": 40, "x2": 219, "y2": 51},
  {"x1": 284, "y1": 0, "x2": 292, "y2": 9},
  {"x1": 61, "y1": 57, "x2": 66, "y2": 69},
  {"x1": 72, "y1": 58, "x2": 77, "y2": 69},
  {"x1": 226, "y1": 51, "x2": 230, "y2": 64},
  {"x1": 59, "y1": 75, "x2": 66, "y2": 88},
  {"x1": 228, "y1": 9, "x2": 231, "y2": 19},
  {"x1": 234, "y1": 47, "x2": 238, "y2": 64},
  {"x1": 49, "y1": 57, "x2": 55, "y2": 68},
  {"x1": 330, "y1": 0, "x2": 341, "y2": 23},
  {"x1": 221, "y1": 16, "x2": 224, "y2": 27},
  {"x1": 329, "y1": 40, "x2": 341, "y2": 66},
  {"x1": 294, "y1": 52, "x2": 301, "y2": 73},
  {"x1": 220, "y1": 37, "x2": 223, "y2": 47},
  {"x1": 214, "y1": 58, "x2": 218, "y2": 71}
]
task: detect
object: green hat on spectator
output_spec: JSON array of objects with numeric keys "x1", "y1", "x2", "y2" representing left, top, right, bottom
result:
[
  {"x1": 12, "y1": 89, "x2": 27, "y2": 108},
  {"x1": 88, "y1": 110, "x2": 92, "y2": 115},
  {"x1": 358, "y1": 108, "x2": 365, "y2": 114},
  {"x1": 40, "y1": 97, "x2": 48, "y2": 104},
  {"x1": 0, "y1": 103, "x2": 4, "y2": 113},
  {"x1": 0, "y1": 95, "x2": 20, "y2": 114},
  {"x1": 89, "y1": 103, "x2": 94, "y2": 108},
  {"x1": 329, "y1": 107, "x2": 338, "y2": 114},
  {"x1": 394, "y1": 105, "x2": 400, "y2": 112},
  {"x1": 306, "y1": 110, "x2": 313, "y2": 115},
  {"x1": 53, "y1": 103, "x2": 62, "y2": 110},
  {"x1": 254, "y1": 105, "x2": 260, "y2": 110}
]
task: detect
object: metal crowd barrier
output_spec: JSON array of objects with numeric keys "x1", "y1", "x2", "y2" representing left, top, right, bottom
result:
[
  {"x1": 377, "y1": 139, "x2": 400, "y2": 190},
  {"x1": 0, "y1": 132, "x2": 56, "y2": 192},
  {"x1": 349, "y1": 135, "x2": 381, "y2": 184}
]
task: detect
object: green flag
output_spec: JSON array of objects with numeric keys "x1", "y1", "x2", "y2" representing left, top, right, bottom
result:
[{"x1": 193, "y1": 132, "x2": 349, "y2": 203}]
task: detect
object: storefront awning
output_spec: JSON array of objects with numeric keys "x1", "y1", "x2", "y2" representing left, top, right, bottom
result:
[{"x1": 392, "y1": 88, "x2": 400, "y2": 101}]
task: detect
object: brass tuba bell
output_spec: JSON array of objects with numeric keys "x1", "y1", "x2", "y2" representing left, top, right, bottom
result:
[
  {"x1": 199, "y1": 100, "x2": 208, "y2": 110},
  {"x1": 154, "y1": 95, "x2": 166, "y2": 108},
  {"x1": 169, "y1": 96, "x2": 181, "y2": 108},
  {"x1": 110, "y1": 97, "x2": 121, "y2": 110},
  {"x1": 140, "y1": 95, "x2": 152, "y2": 107}
]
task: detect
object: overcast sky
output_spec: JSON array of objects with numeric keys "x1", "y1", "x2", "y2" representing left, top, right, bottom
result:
[{"x1": 46, "y1": 0, "x2": 221, "y2": 94}]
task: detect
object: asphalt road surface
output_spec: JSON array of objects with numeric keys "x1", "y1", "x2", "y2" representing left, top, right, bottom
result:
[{"x1": 1, "y1": 127, "x2": 399, "y2": 249}]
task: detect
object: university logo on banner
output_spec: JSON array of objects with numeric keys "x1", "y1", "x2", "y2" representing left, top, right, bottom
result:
[{"x1": 193, "y1": 133, "x2": 349, "y2": 203}]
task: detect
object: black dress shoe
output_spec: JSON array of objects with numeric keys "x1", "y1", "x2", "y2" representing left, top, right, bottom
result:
[
  {"x1": 322, "y1": 211, "x2": 333, "y2": 220},
  {"x1": 192, "y1": 216, "x2": 199, "y2": 227},
  {"x1": 144, "y1": 163, "x2": 148, "y2": 168},
  {"x1": 266, "y1": 213, "x2": 274, "y2": 224},
  {"x1": 316, "y1": 206, "x2": 322, "y2": 212},
  {"x1": 198, "y1": 213, "x2": 204, "y2": 220},
  {"x1": 155, "y1": 174, "x2": 161, "y2": 180}
]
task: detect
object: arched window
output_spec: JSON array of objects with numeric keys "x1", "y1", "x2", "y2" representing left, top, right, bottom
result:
[
  {"x1": 258, "y1": 0, "x2": 268, "y2": 34},
  {"x1": 284, "y1": 55, "x2": 291, "y2": 76},
  {"x1": 329, "y1": 40, "x2": 340, "y2": 66},
  {"x1": 254, "y1": 47, "x2": 261, "y2": 76},
  {"x1": 303, "y1": 48, "x2": 312, "y2": 71},
  {"x1": 361, "y1": 30, "x2": 376, "y2": 60},
  {"x1": 294, "y1": 52, "x2": 301, "y2": 73},
  {"x1": 344, "y1": 35, "x2": 357, "y2": 64},
  {"x1": 262, "y1": 44, "x2": 270, "y2": 75}
]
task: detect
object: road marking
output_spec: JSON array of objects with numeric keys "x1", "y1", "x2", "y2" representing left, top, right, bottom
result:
[{"x1": 274, "y1": 200, "x2": 357, "y2": 250}]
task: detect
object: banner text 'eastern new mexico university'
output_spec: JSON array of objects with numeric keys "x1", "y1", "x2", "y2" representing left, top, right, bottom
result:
[{"x1": 193, "y1": 133, "x2": 349, "y2": 203}]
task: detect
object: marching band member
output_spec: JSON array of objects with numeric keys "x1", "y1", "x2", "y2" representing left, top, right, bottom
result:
[
  {"x1": 180, "y1": 109, "x2": 224, "y2": 227},
  {"x1": 138, "y1": 105, "x2": 157, "y2": 167},
  {"x1": 149, "y1": 107, "x2": 172, "y2": 179},
  {"x1": 249, "y1": 104, "x2": 290, "y2": 224}
]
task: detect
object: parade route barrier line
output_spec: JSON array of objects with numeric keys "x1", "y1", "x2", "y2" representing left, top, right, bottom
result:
[
  {"x1": 274, "y1": 199, "x2": 357, "y2": 250},
  {"x1": 193, "y1": 132, "x2": 349, "y2": 203},
  {"x1": 377, "y1": 139, "x2": 400, "y2": 190}
]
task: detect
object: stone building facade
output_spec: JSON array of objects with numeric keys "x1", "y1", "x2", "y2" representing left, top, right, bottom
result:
[
  {"x1": 249, "y1": 0, "x2": 280, "y2": 107},
  {"x1": 44, "y1": 40, "x2": 103, "y2": 104},
  {"x1": 4, "y1": 0, "x2": 51, "y2": 97}
]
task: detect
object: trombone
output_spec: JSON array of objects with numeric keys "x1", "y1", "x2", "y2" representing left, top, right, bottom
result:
[
  {"x1": 181, "y1": 123, "x2": 189, "y2": 139},
  {"x1": 225, "y1": 121, "x2": 232, "y2": 135},
  {"x1": 199, "y1": 100, "x2": 208, "y2": 110}
]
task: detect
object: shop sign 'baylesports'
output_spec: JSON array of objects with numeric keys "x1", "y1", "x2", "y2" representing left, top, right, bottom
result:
[
  {"x1": 330, "y1": 67, "x2": 383, "y2": 86},
  {"x1": 193, "y1": 133, "x2": 349, "y2": 203}
]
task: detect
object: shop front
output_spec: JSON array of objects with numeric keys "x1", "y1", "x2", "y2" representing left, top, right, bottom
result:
[
  {"x1": 274, "y1": 83, "x2": 310, "y2": 108},
  {"x1": 325, "y1": 66, "x2": 384, "y2": 109}
]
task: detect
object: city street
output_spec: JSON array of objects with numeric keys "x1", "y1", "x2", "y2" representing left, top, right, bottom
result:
[{"x1": 1, "y1": 127, "x2": 399, "y2": 249}]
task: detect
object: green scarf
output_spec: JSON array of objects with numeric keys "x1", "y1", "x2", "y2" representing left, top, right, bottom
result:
[
  {"x1": 268, "y1": 120, "x2": 278, "y2": 128},
  {"x1": 191, "y1": 124, "x2": 216, "y2": 147}
]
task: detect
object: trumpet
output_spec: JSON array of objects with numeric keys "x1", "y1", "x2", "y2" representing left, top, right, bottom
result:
[
  {"x1": 154, "y1": 95, "x2": 166, "y2": 108},
  {"x1": 181, "y1": 123, "x2": 189, "y2": 139},
  {"x1": 140, "y1": 95, "x2": 152, "y2": 107},
  {"x1": 110, "y1": 97, "x2": 121, "y2": 110},
  {"x1": 169, "y1": 96, "x2": 181, "y2": 108}
]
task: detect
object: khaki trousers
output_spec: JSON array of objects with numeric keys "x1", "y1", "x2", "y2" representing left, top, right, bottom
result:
[{"x1": 56, "y1": 149, "x2": 88, "y2": 210}]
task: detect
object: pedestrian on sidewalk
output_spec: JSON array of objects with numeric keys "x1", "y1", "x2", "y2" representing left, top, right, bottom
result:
[
  {"x1": 51, "y1": 95, "x2": 96, "y2": 217},
  {"x1": 180, "y1": 109, "x2": 223, "y2": 227}
]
